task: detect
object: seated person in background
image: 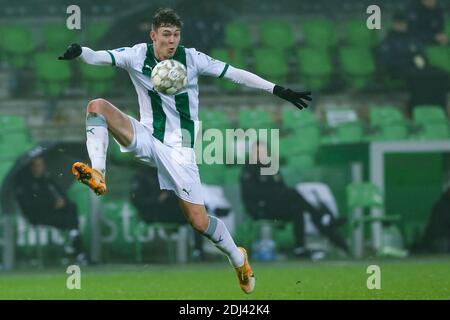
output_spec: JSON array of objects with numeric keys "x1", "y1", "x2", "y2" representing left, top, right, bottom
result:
[
  {"x1": 240, "y1": 140, "x2": 349, "y2": 259},
  {"x1": 14, "y1": 157, "x2": 86, "y2": 264},
  {"x1": 407, "y1": 0, "x2": 448, "y2": 45},
  {"x1": 378, "y1": 11, "x2": 449, "y2": 115}
]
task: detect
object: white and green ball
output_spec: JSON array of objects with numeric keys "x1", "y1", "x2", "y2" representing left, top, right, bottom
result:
[{"x1": 151, "y1": 59, "x2": 187, "y2": 95}]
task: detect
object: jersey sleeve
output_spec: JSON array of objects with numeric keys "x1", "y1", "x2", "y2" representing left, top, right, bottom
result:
[
  {"x1": 106, "y1": 46, "x2": 138, "y2": 70},
  {"x1": 192, "y1": 49, "x2": 229, "y2": 78}
]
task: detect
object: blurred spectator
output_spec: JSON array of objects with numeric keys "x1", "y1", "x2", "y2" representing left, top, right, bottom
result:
[
  {"x1": 240, "y1": 141, "x2": 349, "y2": 259},
  {"x1": 407, "y1": 0, "x2": 448, "y2": 45},
  {"x1": 14, "y1": 157, "x2": 86, "y2": 264},
  {"x1": 175, "y1": 0, "x2": 236, "y2": 53},
  {"x1": 413, "y1": 186, "x2": 450, "y2": 253},
  {"x1": 378, "y1": 11, "x2": 449, "y2": 115}
]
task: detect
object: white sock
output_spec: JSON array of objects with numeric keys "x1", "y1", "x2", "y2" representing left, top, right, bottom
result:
[
  {"x1": 86, "y1": 112, "x2": 108, "y2": 175},
  {"x1": 203, "y1": 215, "x2": 245, "y2": 268}
]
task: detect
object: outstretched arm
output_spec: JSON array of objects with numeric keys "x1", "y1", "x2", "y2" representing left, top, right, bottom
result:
[
  {"x1": 58, "y1": 43, "x2": 112, "y2": 65},
  {"x1": 223, "y1": 66, "x2": 312, "y2": 110}
]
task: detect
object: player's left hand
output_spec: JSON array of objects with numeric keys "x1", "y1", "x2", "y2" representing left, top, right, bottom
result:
[
  {"x1": 58, "y1": 43, "x2": 82, "y2": 60},
  {"x1": 273, "y1": 85, "x2": 312, "y2": 110}
]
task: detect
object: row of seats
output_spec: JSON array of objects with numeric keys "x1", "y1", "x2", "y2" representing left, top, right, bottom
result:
[{"x1": 0, "y1": 21, "x2": 110, "y2": 68}]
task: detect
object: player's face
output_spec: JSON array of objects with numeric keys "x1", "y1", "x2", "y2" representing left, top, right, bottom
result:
[{"x1": 151, "y1": 25, "x2": 181, "y2": 60}]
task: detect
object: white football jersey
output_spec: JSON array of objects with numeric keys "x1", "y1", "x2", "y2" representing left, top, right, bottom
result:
[{"x1": 107, "y1": 43, "x2": 229, "y2": 148}]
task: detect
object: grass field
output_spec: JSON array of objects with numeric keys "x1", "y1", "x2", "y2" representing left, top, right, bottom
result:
[{"x1": 1, "y1": 256, "x2": 449, "y2": 299}]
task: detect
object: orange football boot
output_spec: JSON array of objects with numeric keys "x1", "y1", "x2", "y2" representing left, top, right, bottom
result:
[
  {"x1": 71, "y1": 162, "x2": 107, "y2": 196},
  {"x1": 235, "y1": 247, "x2": 255, "y2": 294}
]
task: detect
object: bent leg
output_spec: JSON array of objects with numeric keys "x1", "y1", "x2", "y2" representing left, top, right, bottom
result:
[
  {"x1": 85, "y1": 98, "x2": 134, "y2": 174},
  {"x1": 177, "y1": 198, "x2": 244, "y2": 267}
]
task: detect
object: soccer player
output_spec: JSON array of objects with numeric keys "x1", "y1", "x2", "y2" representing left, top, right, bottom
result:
[{"x1": 58, "y1": 8, "x2": 311, "y2": 294}]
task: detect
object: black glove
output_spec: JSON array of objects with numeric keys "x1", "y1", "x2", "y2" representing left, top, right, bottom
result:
[
  {"x1": 273, "y1": 85, "x2": 312, "y2": 110},
  {"x1": 58, "y1": 43, "x2": 82, "y2": 60}
]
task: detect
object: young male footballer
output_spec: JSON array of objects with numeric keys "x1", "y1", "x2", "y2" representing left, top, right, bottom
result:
[{"x1": 58, "y1": 8, "x2": 311, "y2": 294}]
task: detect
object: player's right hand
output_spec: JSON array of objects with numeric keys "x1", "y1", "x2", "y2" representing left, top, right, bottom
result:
[{"x1": 58, "y1": 43, "x2": 82, "y2": 60}]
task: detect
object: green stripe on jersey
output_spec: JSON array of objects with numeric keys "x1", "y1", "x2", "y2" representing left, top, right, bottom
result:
[
  {"x1": 175, "y1": 92, "x2": 194, "y2": 148},
  {"x1": 148, "y1": 90, "x2": 166, "y2": 142},
  {"x1": 107, "y1": 51, "x2": 116, "y2": 66},
  {"x1": 219, "y1": 63, "x2": 229, "y2": 78}
]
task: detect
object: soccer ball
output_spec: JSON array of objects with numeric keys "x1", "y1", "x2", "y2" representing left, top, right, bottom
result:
[{"x1": 151, "y1": 59, "x2": 187, "y2": 95}]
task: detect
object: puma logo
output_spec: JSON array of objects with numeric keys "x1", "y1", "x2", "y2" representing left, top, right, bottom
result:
[
  {"x1": 213, "y1": 235, "x2": 224, "y2": 244},
  {"x1": 182, "y1": 188, "x2": 191, "y2": 196},
  {"x1": 86, "y1": 128, "x2": 95, "y2": 135}
]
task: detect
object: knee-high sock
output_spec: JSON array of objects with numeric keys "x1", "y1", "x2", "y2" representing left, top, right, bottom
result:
[
  {"x1": 86, "y1": 112, "x2": 108, "y2": 175},
  {"x1": 203, "y1": 215, "x2": 244, "y2": 268}
]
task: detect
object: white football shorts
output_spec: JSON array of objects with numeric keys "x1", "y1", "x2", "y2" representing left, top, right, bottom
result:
[{"x1": 116, "y1": 116, "x2": 204, "y2": 205}]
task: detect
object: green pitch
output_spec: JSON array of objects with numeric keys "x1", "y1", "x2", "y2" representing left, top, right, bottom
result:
[{"x1": 1, "y1": 256, "x2": 449, "y2": 299}]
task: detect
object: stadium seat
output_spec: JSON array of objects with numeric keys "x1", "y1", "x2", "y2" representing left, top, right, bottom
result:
[
  {"x1": 281, "y1": 109, "x2": 319, "y2": 131},
  {"x1": 345, "y1": 19, "x2": 378, "y2": 48},
  {"x1": 237, "y1": 108, "x2": 274, "y2": 129},
  {"x1": 0, "y1": 115, "x2": 27, "y2": 131},
  {"x1": 42, "y1": 23, "x2": 80, "y2": 51},
  {"x1": 254, "y1": 48, "x2": 289, "y2": 83},
  {"x1": 2, "y1": 25, "x2": 36, "y2": 68},
  {"x1": 224, "y1": 21, "x2": 253, "y2": 50},
  {"x1": 259, "y1": 21, "x2": 296, "y2": 50},
  {"x1": 412, "y1": 105, "x2": 450, "y2": 139},
  {"x1": 302, "y1": 19, "x2": 337, "y2": 49},
  {"x1": 80, "y1": 63, "x2": 116, "y2": 95},
  {"x1": 297, "y1": 47, "x2": 333, "y2": 91},
  {"x1": 85, "y1": 20, "x2": 111, "y2": 47},
  {"x1": 339, "y1": 47, "x2": 375, "y2": 89},
  {"x1": 425, "y1": 46, "x2": 450, "y2": 72},
  {"x1": 198, "y1": 163, "x2": 226, "y2": 185},
  {"x1": 369, "y1": 107, "x2": 409, "y2": 141},
  {"x1": 346, "y1": 182, "x2": 403, "y2": 258},
  {"x1": 210, "y1": 48, "x2": 246, "y2": 91},
  {"x1": 279, "y1": 129, "x2": 321, "y2": 159},
  {"x1": 413, "y1": 105, "x2": 448, "y2": 125},
  {"x1": 198, "y1": 109, "x2": 231, "y2": 131},
  {"x1": 34, "y1": 53, "x2": 71, "y2": 97}
]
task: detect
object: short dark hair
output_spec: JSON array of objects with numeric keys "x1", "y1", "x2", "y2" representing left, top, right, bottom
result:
[{"x1": 152, "y1": 8, "x2": 183, "y2": 31}]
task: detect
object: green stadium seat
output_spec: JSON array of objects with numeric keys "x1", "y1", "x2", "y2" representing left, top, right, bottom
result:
[
  {"x1": 210, "y1": 48, "x2": 246, "y2": 91},
  {"x1": 302, "y1": 19, "x2": 337, "y2": 49},
  {"x1": 282, "y1": 109, "x2": 319, "y2": 131},
  {"x1": 279, "y1": 129, "x2": 320, "y2": 159},
  {"x1": 259, "y1": 21, "x2": 296, "y2": 50},
  {"x1": 224, "y1": 166, "x2": 242, "y2": 186},
  {"x1": 198, "y1": 163, "x2": 226, "y2": 185},
  {"x1": 339, "y1": 47, "x2": 375, "y2": 89},
  {"x1": 80, "y1": 64, "x2": 115, "y2": 95},
  {"x1": 0, "y1": 115, "x2": 26, "y2": 132},
  {"x1": 426, "y1": 46, "x2": 450, "y2": 72},
  {"x1": 413, "y1": 105, "x2": 448, "y2": 125},
  {"x1": 254, "y1": 48, "x2": 288, "y2": 83},
  {"x1": 345, "y1": 19, "x2": 378, "y2": 47},
  {"x1": 34, "y1": 53, "x2": 71, "y2": 97},
  {"x1": 373, "y1": 124, "x2": 409, "y2": 141},
  {"x1": 418, "y1": 123, "x2": 450, "y2": 140},
  {"x1": 42, "y1": 23, "x2": 80, "y2": 51},
  {"x1": 297, "y1": 47, "x2": 333, "y2": 91},
  {"x1": 237, "y1": 109, "x2": 274, "y2": 129},
  {"x1": 224, "y1": 22, "x2": 252, "y2": 50},
  {"x1": 2, "y1": 25, "x2": 36, "y2": 68},
  {"x1": 85, "y1": 20, "x2": 110, "y2": 47},
  {"x1": 198, "y1": 109, "x2": 231, "y2": 131},
  {"x1": 370, "y1": 106, "x2": 406, "y2": 127},
  {"x1": 334, "y1": 121, "x2": 364, "y2": 143}
]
